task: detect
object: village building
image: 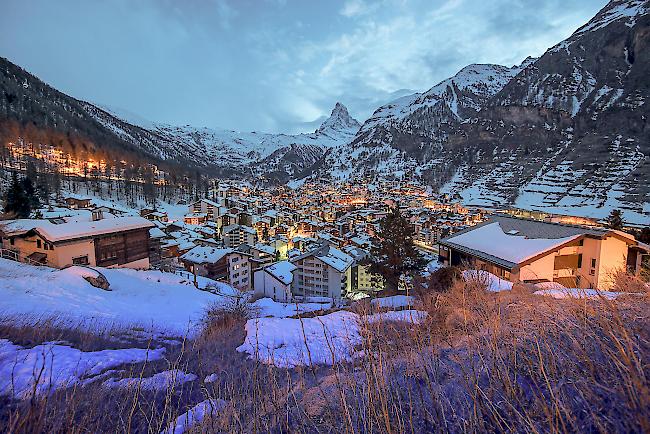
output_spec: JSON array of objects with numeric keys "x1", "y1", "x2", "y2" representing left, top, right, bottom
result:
[
  {"x1": 439, "y1": 215, "x2": 649, "y2": 290},
  {"x1": 148, "y1": 227, "x2": 166, "y2": 268},
  {"x1": 0, "y1": 216, "x2": 154, "y2": 269},
  {"x1": 189, "y1": 198, "x2": 223, "y2": 222},
  {"x1": 183, "y1": 212, "x2": 207, "y2": 226},
  {"x1": 345, "y1": 246, "x2": 385, "y2": 293},
  {"x1": 223, "y1": 224, "x2": 256, "y2": 248},
  {"x1": 291, "y1": 243, "x2": 354, "y2": 299},
  {"x1": 63, "y1": 197, "x2": 92, "y2": 209},
  {"x1": 141, "y1": 210, "x2": 169, "y2": 223},
  {"x1": 180, "y1": 246, "x2": 251, "y2": 290},
  {"x1": 253, "y1": 261, "x2": 296, "y2": 302}
]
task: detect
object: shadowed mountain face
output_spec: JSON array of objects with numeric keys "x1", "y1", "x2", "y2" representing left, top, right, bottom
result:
[{"x1": 322, "y1": 0, "x2": 650, "y2": 222}]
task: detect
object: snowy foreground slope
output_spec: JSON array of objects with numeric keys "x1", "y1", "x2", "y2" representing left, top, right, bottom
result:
[{"x1": 0, "y1": 259, "x2": 237, "y2": 336}]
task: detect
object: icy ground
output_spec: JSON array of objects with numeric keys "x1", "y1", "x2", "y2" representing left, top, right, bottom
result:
[{"x1": 0, "y1": 339, "x2": 166, "y2": 398}]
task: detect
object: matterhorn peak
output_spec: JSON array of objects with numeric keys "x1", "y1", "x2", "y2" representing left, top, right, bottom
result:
[{"x1": 316, "y1": 102, "x2": 361, "y2": 138}]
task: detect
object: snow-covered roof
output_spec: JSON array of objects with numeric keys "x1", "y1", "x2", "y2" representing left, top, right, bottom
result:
[
  {"x1": 295, "y1": 244, "x2": 354, "y2": 272},
  {"x1": 149, "y1": 227, "x2": 166, "y2": 239},
  {"x1": 264, "y1": 261, "x2": 297, "y2": 285},
  {"x1": 442, "y1": 220, "x2": 582, "y2": 267},
  {"x1": 181, "y1": 247, "x2": 233, "y2": 264},
  {"x1": 253, "y1": 243, "x2": 276, "y2": 255},
  {"x1": 223, "y1": 224, "x2": 256, "y2": 234},
  {"x1": 192, "y1": 198, "x2": 220, "y2": 207},
  {"x1": 1, "y1": 217, "x2": 154, "y2": 243}
]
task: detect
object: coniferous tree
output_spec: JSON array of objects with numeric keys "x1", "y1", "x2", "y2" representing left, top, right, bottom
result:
[
  {"x1": 606, "y1": 209, "x2": 624, "y2": 230},
  {"x1": 21, "y1": 176, "x2": 40, "y2": 212},
  {"x1": 367, "y1": 207, "x2": 427, "y2": 294},
  {"x1": 4, "y1": 173, "x2": 30, "y2": 218}
]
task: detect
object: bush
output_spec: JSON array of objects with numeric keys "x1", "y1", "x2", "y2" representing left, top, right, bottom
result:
[{"x1": 424, "y1": 266, "x2": 463, "y2": 293}]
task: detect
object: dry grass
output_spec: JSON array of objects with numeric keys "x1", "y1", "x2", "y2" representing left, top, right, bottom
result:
[{"x1": 1, "y1": 272, "x2": 649, "y2": 433}]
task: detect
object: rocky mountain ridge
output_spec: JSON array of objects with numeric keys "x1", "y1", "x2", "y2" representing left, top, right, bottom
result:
[{"x1": 320, "y1": 0, "x2": 649, "y2": 223}]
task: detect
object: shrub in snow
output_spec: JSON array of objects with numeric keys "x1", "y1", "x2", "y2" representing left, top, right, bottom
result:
[
  {"x1": 419, "y1": 266, "x2": 462, "y2": 294},
  {"x1": 162, "y1": 399, "x2": 228, "y2": 434}
]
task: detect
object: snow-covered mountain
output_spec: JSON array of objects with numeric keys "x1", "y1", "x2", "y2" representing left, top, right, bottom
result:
[
  {"x1": 0, "y1": 57, "x2": 359, "y2": 182},
  {"x1": 92, "y1": 101, "x2": 360, "y2": 182},
  {"x1": 320, "y1": 0, "x2": 650, "y2": 223}
]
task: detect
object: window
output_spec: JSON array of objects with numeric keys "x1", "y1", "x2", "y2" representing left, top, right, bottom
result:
[
  {"x1": 578, "y1": 239, "x2": 584, "y2": 246},
  {"x1": 37, "y1": 239, "x2": 41, "y2": 249},
  {"x1": 72, "y1": 255, "x2": 89, "y2": 265},
  {"x1": 10, "y1": 238, "x2": 14, "y2": 245},
  {"x1": 577, "y1": 254, "x2": 582, "y2": 268},
  {"x1": 591, "y1": 258, "x2": 596, "y2": 268}
]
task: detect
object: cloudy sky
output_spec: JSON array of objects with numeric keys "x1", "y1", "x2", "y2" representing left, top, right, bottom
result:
[{"x1": 1, "y1": 0, "x2": 606, "y2": 133}]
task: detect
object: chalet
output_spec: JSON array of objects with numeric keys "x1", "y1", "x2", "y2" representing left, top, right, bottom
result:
[
  {"x1": 253, "y1": 261, "x2": 296, "y2": 302},
  {"x1": 439, "y1": 215, "x2": 649, "y2": 290},
  {"x1": 142, "y1": 210, "x2": 169, "y2": 223},
  {"x1": 184, "y1": 213, "x2": 207, "y2": 225},
  {"x1": 189, "y1": 199, "x2": 222, "y2": 222},
  {"x1": 180, "y1": 246, "x2": 252, "y2": 290},
  {"x1": 236, "y1": 243, "x2": 275, "y2": 277},
  {"x1": 148, "y1": 227, "x2": 166, "y2": 268},
  {"x1": 345, "y1": 246, "x2": 385, "y2": 292},
  {"x1": 64, "y1": 197, "x2": 92, "y2": 209},
  {"x1": 0, "y1": 216, "x2": 154, "y2": 269}
]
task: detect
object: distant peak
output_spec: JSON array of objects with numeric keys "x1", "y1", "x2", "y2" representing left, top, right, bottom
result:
[{"x1": 316, "y1": 102, "x2": 361, "y2": 137}]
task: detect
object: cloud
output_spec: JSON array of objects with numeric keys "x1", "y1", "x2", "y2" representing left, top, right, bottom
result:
[
  {"x1": 0, "y1": 0, "x2": 607, "y2": 134},
  {"x1": 340, "y1": 0, "x2": 375, "y2": 18}
]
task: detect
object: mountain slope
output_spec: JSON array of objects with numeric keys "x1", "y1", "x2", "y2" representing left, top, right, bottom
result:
[
  {"x1": 322, "y1": 0, "x2": 650, "y2": 223},
  {"x1": 0, "y1": 57, "x2": 359, "y2": 181}
]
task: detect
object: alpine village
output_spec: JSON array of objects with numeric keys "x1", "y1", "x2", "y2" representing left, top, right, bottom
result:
[{"x1": 0, "y1": 1, "x2": 649, "y2": 433}]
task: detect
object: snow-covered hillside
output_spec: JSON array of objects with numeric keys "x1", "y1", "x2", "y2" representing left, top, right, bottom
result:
[
  {"x1": 0, "y1": 259, "x2": 237, "y2": 336},
  {"x1": 320, "y1": 0, "x2": 650, "y2": 224}
]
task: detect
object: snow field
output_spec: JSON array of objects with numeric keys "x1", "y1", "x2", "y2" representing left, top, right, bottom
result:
[{"x1": 237, "y1": 308, "x2": 428, "y2": 368}]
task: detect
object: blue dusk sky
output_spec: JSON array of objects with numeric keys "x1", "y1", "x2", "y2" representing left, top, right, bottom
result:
[{"x1": 1, "y1": 0, "x2": 606, "y2": 133}]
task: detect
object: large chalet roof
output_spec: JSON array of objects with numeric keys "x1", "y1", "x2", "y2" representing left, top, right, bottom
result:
[
  {"x1": 1, "y1": 217, "x2": 154, "y2": 243},
  {"x1": 440, "y1": 215, "x2": 635, "y2": 269}
]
